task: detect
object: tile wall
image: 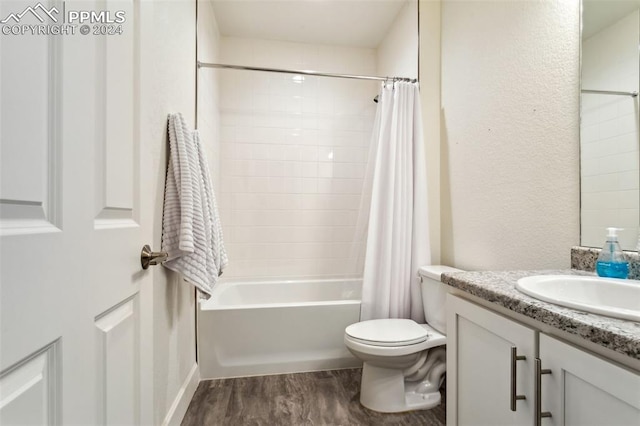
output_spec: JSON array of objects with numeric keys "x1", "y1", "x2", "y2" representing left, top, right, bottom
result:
[{"x1": 217, "y1": 37, "x2": 378, "y2": 279}]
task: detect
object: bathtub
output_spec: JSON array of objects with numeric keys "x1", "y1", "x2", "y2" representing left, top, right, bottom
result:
[{"x1": 198, "y1": 278, "x2": 363, "y2": 379}]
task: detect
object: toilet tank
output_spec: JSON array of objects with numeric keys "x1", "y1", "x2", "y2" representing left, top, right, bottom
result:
[{"x1": 418, "y1": 265, "x2": 463, "y2": 334}]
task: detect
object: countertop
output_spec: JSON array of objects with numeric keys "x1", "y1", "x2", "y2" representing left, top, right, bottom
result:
[{"x1": 441, "y1": 269, "x2": 640, "y2": 360}]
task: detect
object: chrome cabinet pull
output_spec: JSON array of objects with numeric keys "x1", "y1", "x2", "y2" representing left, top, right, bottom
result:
[
  {"x1": 510, "y1": 346, "x2": 527, "y2": 411},
  {"x1": 535, "y1": 358, "x2": 552, "y2": 425},
  {"x1": 140, "y1": 245, "x2": 168, "y2": 269}
]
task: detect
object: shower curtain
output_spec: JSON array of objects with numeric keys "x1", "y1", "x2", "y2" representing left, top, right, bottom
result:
[{"x1": 360, "y1": 81, "x2": 431, "y2": 323}]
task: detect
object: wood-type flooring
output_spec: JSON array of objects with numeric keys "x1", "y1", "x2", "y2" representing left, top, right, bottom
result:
[{"x1": 182, "y1": 368, "x2": 446, "y2": 426}]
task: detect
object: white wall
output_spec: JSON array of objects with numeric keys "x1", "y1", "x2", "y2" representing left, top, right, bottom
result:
[
  {"x1": 377, "y1": 0, "x2": 418, "y2": 80},
  {"x1": 217, "y1": 37, "x2": 378, "y2": 280},
  {"x1": 420, "y1": 0, "x2": 442, "y2": 264},
  {"x1": 377, "y1": 0, "x2": 443, "y2": 265},
  {"x1": 139, "y1": 0, "x2": 198, "y2": 424},
  {"x1": 198, "y1": 0, "x2": 222, "y2": 194},
  {"x1": 440, "y1": 0, "x2": 580, "y2": 270},
  {"x1": 581, "y1": 10, "x2": 640, "y2": 250}
]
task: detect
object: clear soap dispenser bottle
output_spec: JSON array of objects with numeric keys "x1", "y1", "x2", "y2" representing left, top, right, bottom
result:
[{"x1": 596, "y1": 227, "x2": 628, "y2": 279}]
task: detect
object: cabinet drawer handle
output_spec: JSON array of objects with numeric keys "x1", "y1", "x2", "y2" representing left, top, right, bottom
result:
[
  {"x1": 510, "y1": 346, "x2": 527, "y2": 411},
  {"x1": 535, "y1": 358, "x2": 552, "y2": 425}
]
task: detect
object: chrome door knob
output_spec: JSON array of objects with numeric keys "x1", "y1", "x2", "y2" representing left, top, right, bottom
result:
[{"x1": 140, "y1": 245, "x2": 168, "y2": 269}]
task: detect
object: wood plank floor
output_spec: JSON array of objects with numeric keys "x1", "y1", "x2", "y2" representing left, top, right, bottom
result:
[{"x1": 181, "y1": 368, "x2": 446, "y2": 426}]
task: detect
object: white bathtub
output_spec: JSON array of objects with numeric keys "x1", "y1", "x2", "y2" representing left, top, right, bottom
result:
[{"x1": 197, "y1": 278, "x2": 363, "y2": 379}]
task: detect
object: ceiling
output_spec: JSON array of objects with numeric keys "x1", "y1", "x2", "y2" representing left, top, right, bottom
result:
[
  {"x1": 210, "y1": 0, "x2": 408, "y2": 48},
  {"x1": 583, "y1": 0, "x2": 640, "y2": 39}
]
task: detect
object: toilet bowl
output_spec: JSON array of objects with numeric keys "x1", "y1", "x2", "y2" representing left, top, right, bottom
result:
[{"x1": 344, "y1": 265, "x2": 462, "y2": 413}]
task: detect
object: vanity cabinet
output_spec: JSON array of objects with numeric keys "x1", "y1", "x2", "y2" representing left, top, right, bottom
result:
[
  {"x1": 446, "y1": 295, "x2": 536, "y2": 425},
  {"x1": 539, "y1": 334, "x2": 640, "y2": 426},
  {"x1": 447, "y1": 295, "x2": 640, "y2": 426}
]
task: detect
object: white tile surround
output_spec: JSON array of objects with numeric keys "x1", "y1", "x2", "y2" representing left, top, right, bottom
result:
[
  {"x1": 581, "y1": 10, "x2": 640, "y2": 250},
  {"x1": 217, "y1": 37, "x2": 379, "y2": 279}
]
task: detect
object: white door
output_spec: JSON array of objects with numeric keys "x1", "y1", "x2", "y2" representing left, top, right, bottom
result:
[
  {"x1": 0, "y1": 0, "x2": 152, "y2": 424},
  {"x1": 539, "y1": 334, "x2": 640, "y2": 426},
  {"x1": 446, "y1": 295, "x2": 537, "y2": 426}
]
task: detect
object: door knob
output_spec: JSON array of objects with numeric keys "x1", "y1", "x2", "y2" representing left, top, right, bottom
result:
[{"x1": 140, "y1": 245, "x2": 168, "y2": 269}]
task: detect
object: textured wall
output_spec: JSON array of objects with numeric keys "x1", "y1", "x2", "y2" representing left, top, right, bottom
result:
[
  {"x1": 139, "y1": 0, "x2": 197, "y2": 423},
  {"x1": 440, "y1": 0, "x2": 580, "y2": 270},
  {"x1": 420, "y1": 0, "x2": 442, "y2": 264}
]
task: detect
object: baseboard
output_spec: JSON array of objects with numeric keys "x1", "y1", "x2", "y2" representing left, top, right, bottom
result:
[{"x1": 162, "y1": 363, "x2": 200, "y2": 426}]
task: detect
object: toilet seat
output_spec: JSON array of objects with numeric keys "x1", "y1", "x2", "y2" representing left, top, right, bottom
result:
[
  {"x1": 344, "y1": 320, "x2": 446, "y2": 357},
  {"x1": 345, "y1": 319, "x2": 428, "y2": 347}
]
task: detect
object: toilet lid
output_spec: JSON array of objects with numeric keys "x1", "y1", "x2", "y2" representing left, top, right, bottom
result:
[{"x1": 345, "y1": 319, "x2": 428, "y2": 347}]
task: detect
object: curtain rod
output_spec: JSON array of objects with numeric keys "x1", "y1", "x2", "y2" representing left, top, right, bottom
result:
[
  {"x1": 581, "y1": 89, "x2": 638, "y2": 97},
  {"x1": 197, "y1": 61, "x2": 418, "y2": 83}
]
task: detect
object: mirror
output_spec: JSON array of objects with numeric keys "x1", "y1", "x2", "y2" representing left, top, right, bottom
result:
[{"x1": 581, "y1": 0, "x2": 640, "y2": 250}]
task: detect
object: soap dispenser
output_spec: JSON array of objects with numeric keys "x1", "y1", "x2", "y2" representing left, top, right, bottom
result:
[{"x1": 596, "y1": 227, "x2": 628, "y2": 279}]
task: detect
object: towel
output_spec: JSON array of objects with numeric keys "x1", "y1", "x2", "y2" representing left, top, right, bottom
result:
[{"x1": 161, "y1": 113, "x2": 227, "y2": 297}]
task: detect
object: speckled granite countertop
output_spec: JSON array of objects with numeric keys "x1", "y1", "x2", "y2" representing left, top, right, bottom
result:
[{"x1": 441, "y1": 269, "x2": 640, "y2": 360}]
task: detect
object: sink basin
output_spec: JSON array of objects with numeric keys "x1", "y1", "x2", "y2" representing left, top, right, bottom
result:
[{"x1": 516, "y1": 275, "x2": 640, "y2": 322}]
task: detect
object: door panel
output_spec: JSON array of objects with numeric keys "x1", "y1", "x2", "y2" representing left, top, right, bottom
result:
[
  {"x1": 0, "y1": 342, "x2": 60, "y2": 425},
  {"x1": 95, "y1": 297, "x2": 139, "y2": 425},
  {"x1": 0, "y1": 0, "x2": 61, "y2": 234},
  {"x1": 95, "y1": 0, "x2": 136, "y2": 228}
]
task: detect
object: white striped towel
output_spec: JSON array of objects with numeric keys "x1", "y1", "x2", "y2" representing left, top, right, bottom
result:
[{"x1": 161, "y1": 113, "x2": 227, "y2": 297}]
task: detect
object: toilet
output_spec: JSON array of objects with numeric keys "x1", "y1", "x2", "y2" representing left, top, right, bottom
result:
[{"x1": 344, "y1": 265, "x2": 462, "y2": 413}]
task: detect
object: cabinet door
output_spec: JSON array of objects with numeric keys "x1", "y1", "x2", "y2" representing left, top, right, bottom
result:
[
  {"x1": 539, "y1": 334, "x2": 640, "y2": 426},
  {"x1": 447, "y1": 295, "x2": 537, "y2": 426}
]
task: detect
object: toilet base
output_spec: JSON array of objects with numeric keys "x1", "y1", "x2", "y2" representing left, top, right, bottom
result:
[{"x1": 359, "y1": 363, "x2": 442, "y2": 413}]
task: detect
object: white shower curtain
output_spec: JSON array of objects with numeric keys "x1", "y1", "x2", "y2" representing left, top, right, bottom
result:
[{"x1": 360, "y1": 81, "x2": 431, "y2": 323}]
